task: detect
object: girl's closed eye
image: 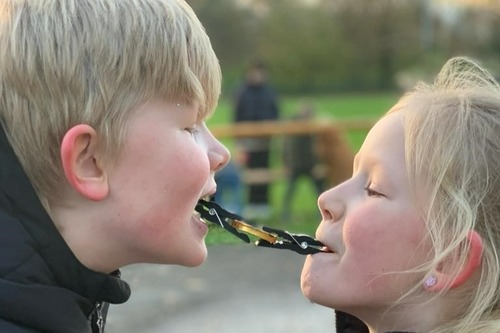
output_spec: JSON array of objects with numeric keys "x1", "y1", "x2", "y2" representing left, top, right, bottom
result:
[{"x1": 364, "y1": 184, "x2": 385, "y2": 197}]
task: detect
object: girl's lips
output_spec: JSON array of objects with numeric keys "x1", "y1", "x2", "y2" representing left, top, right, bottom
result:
[
  {"x1": 317, "y1": 239, "x2": 336, "y2": 253},
  {"x1": 320, "y1": 246, "x2": 335, "y2": 253}
]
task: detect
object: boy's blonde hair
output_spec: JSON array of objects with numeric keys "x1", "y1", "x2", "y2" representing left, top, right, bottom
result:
[
  {"x1": 393, "y1": 57, "x2": 500, "y2": 332},
  {"x1": 0, "y1": 0, "x2": 221, "y2": 206}
]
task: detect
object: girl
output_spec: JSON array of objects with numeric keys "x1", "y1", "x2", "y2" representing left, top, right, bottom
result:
[{"x1": 301, "y1": 57, "x2": 500, "y2": 332}]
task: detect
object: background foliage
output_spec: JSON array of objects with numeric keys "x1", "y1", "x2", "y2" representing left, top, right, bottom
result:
[
  {"x1": 191, "y1": 0, "x2": 500, "y2": 243},
  {"x1": 188, "y1": 0, "x2": 500, "y2": 95},
  {"x1": 205, "y1": 92, "x2": 399, "y2": 244}
]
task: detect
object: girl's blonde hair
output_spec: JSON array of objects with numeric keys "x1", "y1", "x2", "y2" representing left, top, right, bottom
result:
[
  {"x1": 0, "y1": 0, "x2": 221, "y2": 206},
  {"x1": 395, "y1": 57, "x2": 500, "y2": 332}
]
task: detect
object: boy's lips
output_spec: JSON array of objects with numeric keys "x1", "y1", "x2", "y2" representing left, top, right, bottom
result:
[
  {"x1": 193, "y1": 210, "x2": 205, "y2": 224},
  {"x1": 194, "y1": 191, "x2": 216, "y2": 224},
  {"x1": 199, "y1": 190, "x2": 216, "y2": 201}
]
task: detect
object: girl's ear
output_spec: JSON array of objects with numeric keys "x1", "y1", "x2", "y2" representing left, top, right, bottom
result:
[
  {"x1": 60, "y1": 124, "x2": 109, "y2": 201},
  {"x1": 425, "y1": 230, "x2": 483, "y2": 291}
]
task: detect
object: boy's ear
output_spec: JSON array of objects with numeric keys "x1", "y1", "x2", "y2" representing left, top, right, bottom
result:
[
  {"x1": 60, "y1": 124, "x2": 109, "y2": 201},
  {"x1": 426, "y1": 230, "x2": 483, "y2": 291}
]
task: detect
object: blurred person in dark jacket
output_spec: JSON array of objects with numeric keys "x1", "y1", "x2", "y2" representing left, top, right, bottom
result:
[
  {"x1": 214, "y1": 148, "x2": 246, "y2": 217},
  {"x1": 234, "y1": 60, "x2": 280, "y2": 219},
  {"x1": 281, "y1": 102, "x2": 324, "y2": 222}
]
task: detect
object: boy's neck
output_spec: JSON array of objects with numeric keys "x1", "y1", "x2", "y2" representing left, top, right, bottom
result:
[{"x1": 49, "y1": 199, "x2": 125, "y2": 274}]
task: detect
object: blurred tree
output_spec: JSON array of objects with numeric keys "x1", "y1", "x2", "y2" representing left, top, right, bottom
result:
[
  {"x1": 188, "y1": 0, "x2": 256, "y2": 67},
  {"x1": 253, "y1": 0, "x2": 424, "y2": 92},
  {"x1": 187, "y1": 0, "x2": 259, "y2": 92},
  {"x1": 187, "y1": 0, "x2": 500, "y2": 95},
  {"x1": 332, "y1": 0, "x2": 422, "y2": 90},
  {"x1": 257, "y1": 0, "x2": 350, "y2": 93}
]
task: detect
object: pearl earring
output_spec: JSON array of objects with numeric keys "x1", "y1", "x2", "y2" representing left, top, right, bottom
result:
[{"x1": 423, "y1": 275, "x2": 437, "y2": 288}]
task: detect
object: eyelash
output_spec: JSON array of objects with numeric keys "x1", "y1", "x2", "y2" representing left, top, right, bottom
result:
[
  {"x1": 185, "y1": 126, "x2": 199, "y2": 135},
  {"x1": 365, "y1": 186, "x2": 384, "y2": 197}
]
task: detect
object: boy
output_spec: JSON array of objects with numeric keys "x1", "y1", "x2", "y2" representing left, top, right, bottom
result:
[{"x1": 0, "y1": 0, "x2": 229, "y2": 332}]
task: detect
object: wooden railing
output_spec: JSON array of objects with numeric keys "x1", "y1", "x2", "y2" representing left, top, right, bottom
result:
[
  {"x1": 210, "y1": 118, "x2": 376, "y2": 137},
  {"x1": 210, "y1": 118, "x2": 376, "y2": 187}
]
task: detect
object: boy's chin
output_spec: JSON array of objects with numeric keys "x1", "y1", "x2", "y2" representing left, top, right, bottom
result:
[{"x1": 176, "y1": 245, "x2": 208, "y2": 267}]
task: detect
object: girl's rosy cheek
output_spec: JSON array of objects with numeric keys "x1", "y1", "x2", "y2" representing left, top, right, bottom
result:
[{"x1": 343, "y1": 205, "x2": 388, "y2": 256}]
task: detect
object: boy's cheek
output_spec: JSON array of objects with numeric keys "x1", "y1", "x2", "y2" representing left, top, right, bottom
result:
[{"x1": 171, "y1": 145, "x2": 210, "y2": 175}]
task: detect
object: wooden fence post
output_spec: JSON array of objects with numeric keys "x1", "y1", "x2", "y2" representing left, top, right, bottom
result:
[{"x1": 316, "y1": 126, "x2": 354, "y2": 187}]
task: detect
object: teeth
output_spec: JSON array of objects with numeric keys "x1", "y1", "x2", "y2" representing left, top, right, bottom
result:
[
  {"x1": 321, "y1": 246, "x2": 334, "y2": 253},
  {"x1": 193, "y1": 210, "x2": 206, "y2": 224}
]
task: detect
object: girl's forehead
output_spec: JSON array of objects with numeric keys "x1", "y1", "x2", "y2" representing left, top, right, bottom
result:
[
  {"x1": 361, "y1": 112, "x2": 405, "y2": 153},
  {"x1": 352, "y1": 113, "x2": 407, "y2": 182}
]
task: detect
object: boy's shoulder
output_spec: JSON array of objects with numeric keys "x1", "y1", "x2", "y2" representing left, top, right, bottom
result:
[{"x1": 0, "y1": 319, "x2": 41, "y2": 333}]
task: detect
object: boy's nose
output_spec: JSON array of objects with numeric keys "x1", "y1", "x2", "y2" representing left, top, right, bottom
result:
[{"x1": 209, "y1": 139, "x2": 230, "y2": 172}]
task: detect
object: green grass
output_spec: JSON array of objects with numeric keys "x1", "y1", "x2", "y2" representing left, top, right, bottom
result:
[
  {"x1": 205, "y1": 92, "x2": 400, "y2": 246},
  {"x1": 207, "y1": 92, "x2": 398, "y2": 124}
]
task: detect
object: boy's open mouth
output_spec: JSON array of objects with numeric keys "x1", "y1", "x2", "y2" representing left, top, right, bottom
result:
[
  {"x1": 193, "y1": 210, "x2": 205, "y2": 224},
  {"x1": 193, "y1": 195, "x2": 214, "y2": 224}
]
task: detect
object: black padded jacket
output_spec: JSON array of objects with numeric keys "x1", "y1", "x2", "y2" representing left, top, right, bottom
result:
[{"x1": 0, "y1": 125, "x2": 130, "y2": 332}]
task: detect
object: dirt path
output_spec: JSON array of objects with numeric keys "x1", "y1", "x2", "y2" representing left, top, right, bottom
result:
[{"x1": 106, "y1": 244, "x2": 334, "y2": 333}]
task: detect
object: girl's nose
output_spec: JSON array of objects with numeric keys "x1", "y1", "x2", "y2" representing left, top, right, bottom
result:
[{"x1": 318, "y1": 187, "x2": 345, "y2": 223}]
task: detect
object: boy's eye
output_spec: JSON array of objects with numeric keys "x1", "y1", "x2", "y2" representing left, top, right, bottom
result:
[{"x1": 185, "y1": 126, "x2": 199, "y2": 135}]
